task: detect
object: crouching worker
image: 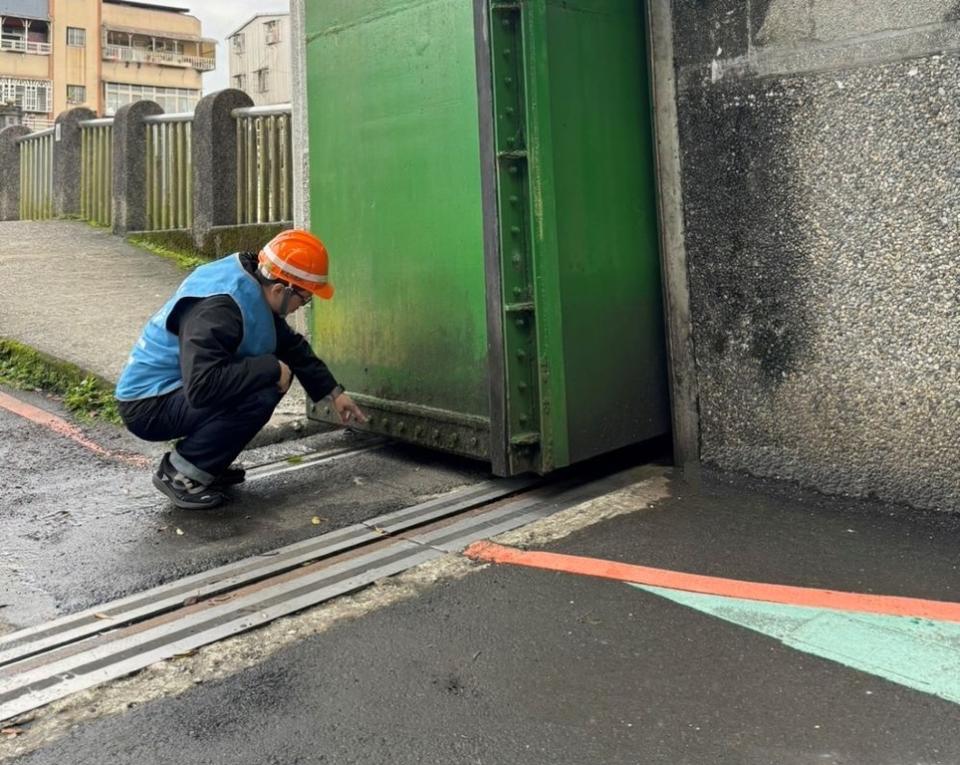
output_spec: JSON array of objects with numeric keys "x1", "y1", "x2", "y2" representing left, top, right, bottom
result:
[{"x1": 115, "y1": 230, "x2": 367, "y2": 510}]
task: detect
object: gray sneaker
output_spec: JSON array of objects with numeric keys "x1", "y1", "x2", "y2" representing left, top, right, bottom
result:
[{"x1": 152, "y1": 453, "x2": 225, "y2": 510}]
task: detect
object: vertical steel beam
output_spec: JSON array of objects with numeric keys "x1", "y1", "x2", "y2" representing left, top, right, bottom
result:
[
  {"x1": 95, "y1": 128, "x2": 103, "y2": 223},
  {"x1": 174, "y1": 122, "x2": 183, "y2": 228},
  {"x1": 80, "y1": 129, "x2": 88, "y2": 220},
  {"x1": 44, "y1": 135, "x2": 52, "y2": 218},
  {"x1": 484, "y1": 0, "x2": 545, "y2": 474},
  {"x1": 153, "y1": 124, "x2": 161, "y2": 230},
  {"x1": 185, "y1": 122, "x2": 193, "y2": 229},
  {"x1": 106, "y1": 126, "x2": 113, "y2": 226},
  {"x1": 257, "y1": 118, "x2": 267, "y2": 223},
  {"x1": 518, "y1": 0, "x2": 570, "y2": 471},
  {"x1": 160, "y1": 124, "x2": 169, "y2": 230},
  {"x1": 20, "y1": 141, "x2": 28, "y2": 219},
  {"x1": 145, "y1": 125, "x2": 154, "y2": 230},
  {"x1": 245, "y1": 117, "x2": 255, "y2": 224},
  {"x1": 268, "y1": 115, "x2": 279, "y2": 221},
  {"x1": 282, "y1": 114, "x2": 293, "y2": 221},
  {"x1": 236, "y1": 116, "x2": 245, "y2": 224},
  {"x1": 19, "y1": 141, "x2": 24, "y2": 220}
]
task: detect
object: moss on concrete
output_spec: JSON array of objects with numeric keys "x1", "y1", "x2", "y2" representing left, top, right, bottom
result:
[
  {"x1": 197, "y1": 223, "x2": 291, "y2": 259},
  {"x1": 0, "y1": 338, "x2": 121, "y2": 424},
  {"x1": 128, "y1": 223, "x2": 291, "y2": 269},
  {"x1": 128, "y1": 234, "x2": 210, "y2": 271}
]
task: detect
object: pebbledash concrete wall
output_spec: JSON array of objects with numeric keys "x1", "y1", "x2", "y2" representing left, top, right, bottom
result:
[{"x1": 671, "y1": 1, "x2": 960, "y2": 511}]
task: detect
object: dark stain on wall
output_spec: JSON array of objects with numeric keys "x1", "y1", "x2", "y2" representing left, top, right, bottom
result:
[
  {"x1": 671, "y1": 0, "x2": 749, "y2": 69},
  {"x1": 678, "y1": 78, "x2": 813, "y2": 386}
]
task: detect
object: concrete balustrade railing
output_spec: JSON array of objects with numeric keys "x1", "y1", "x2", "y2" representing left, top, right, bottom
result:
[
  {"x1": 80, "y1": 118, "x2": 114, "y2": 227},
  {"x1": 15, "y1": 127, "x2": 54, "y2": 220},
  {"x1": 0, "y1": 89, "x2": 294, "y2": 255},
  {"x1": 234, "y1": 104, "x2": 293, "y2": 225}
]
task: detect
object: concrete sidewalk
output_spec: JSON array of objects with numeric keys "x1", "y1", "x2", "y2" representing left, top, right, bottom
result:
[{"x1": 0, "y1": 220, "x2": 320, "y2": 445}]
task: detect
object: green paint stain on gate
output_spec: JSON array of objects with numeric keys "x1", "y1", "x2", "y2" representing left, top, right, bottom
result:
[{"x1": 631, "y1": 584, "x2": 960, "y2": 705}]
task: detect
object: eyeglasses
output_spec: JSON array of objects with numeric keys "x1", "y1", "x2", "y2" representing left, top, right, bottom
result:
[{"x1": 293, "y1": 288, "x2": 312, "y2": 305}]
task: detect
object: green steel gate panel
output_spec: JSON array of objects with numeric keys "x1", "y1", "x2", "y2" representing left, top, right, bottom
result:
[
  {"x1": 305, "y1": 0, "x2": 668, "y2": 475},
  {"x1": 533, "y1": 0, "x2": 669, "y2": 466},
  {"x1": 304, "y1": 0, "x2": 492, "y2": 459}
]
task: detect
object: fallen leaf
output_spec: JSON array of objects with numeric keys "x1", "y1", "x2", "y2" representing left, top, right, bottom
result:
[
  {"x1": 311, "y1": 516, "x2": 323, "y2": 525},
  {"x1": 94, "y1": 613, "x2": 111, "y2": 621},
  {"x1": 175, "y1": 528, "x2": 185, "y2": 536}
]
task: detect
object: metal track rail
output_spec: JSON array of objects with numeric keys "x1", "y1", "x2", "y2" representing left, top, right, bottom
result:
[{"x1": 0, "y1": 466, "x2": 647, "y2": 723}]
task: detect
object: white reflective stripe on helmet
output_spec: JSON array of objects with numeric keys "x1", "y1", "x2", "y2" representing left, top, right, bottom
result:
[{"x1": 261, "y1": 243, "x2": 329, "y2": 284}]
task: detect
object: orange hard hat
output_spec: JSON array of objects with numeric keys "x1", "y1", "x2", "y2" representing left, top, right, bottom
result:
[{"x1": 258, "y1": 229, "x2": 334, "y2": 299}]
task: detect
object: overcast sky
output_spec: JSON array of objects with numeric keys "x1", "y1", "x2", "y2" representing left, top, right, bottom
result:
[{"x1": 190, "y1": 0, "x2": 291, "y2": 92}]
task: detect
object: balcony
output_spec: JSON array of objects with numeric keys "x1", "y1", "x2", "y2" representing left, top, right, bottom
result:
[
  {"x1": 102, "y1": 44, "x2": 215, "y2": 72},
  {"x1": 0, "y1": 35, "x2": 51, "y2": 55}
]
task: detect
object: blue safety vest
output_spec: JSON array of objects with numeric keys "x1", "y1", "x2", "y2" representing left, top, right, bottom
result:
[{"x1": 116, "y1": 254, "x2": 277, "y2": 401}]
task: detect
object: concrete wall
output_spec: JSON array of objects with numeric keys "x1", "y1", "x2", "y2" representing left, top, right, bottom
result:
[
  {"x1": 0, "y1": 50, "x2": 48, "y2": 79},
  {"x1": 99, "y1": 61, "x2": 201, "y2": 90},
  {"x1": 671, "y1": 0, "x2": 960, "y2": 511},
  {"x1": 51, "y1": 0, "x2": 100, "y2": 115}
]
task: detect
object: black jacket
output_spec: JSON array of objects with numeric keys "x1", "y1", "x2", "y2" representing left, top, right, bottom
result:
[{"x1": 119, "y1": 253, "x2": 338, "y2": 418}]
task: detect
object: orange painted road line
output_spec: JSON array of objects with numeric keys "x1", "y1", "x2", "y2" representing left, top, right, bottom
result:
[
  {"x1": 0, "y1": 390, "x2": 149, "y2": 467},
  {"x1": 465, "y1": 541, "x2": 960, "y2": 623}
]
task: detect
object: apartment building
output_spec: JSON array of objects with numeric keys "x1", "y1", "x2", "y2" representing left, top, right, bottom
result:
[
  {"x1": 228, "y1": 13, "x2": 290, "y2": 106},
  {"x1": 0, "y1": 0, "x2": 214, "y2": 129}
]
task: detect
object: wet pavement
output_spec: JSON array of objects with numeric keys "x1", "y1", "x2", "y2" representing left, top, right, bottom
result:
[
  {"x1": 0, "y1": 386, "x2": 489, "y2": 632},
  {"x1": 3, "y1": 462, "x2": 958, "y2": 764},
  {"x1": 0, "y1": 220, "x2": 321, "y2": 446}
]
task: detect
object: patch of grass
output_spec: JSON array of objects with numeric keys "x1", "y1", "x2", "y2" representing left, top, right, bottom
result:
[
  {"x1": 128, "y1": 235, "x2": 210, "y2": 271},
  {"x1": 286, "y1": 455, "x2": 305, "y2": 465},
  {"x1": 0, "y1": 338, "x2": 121, "y2": 425}
]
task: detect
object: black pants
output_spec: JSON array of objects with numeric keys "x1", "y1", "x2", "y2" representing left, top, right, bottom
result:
[{"x1": 120, "y1": 386, "x2": 283, "y2": 484}]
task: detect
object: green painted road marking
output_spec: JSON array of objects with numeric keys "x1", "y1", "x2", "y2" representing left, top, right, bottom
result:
[{"x1": 633, "y1": 584, "x2": 960, "y2": 705}]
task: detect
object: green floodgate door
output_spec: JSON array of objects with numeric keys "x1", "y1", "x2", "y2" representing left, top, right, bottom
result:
[{"x1": 305, "y1": 0, "x2": 668, "y2": 476}]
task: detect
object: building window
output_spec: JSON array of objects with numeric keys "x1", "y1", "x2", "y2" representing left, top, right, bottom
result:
[
  {"x1": 106, "y1": 30, "x2": 130, "y2": 47},
  {"x1": 154, "y1": 37, "x2": 182, "y2": 54},
  {"x1": 231, "y1": 34, "x2": 244, "y2": 53},
  {"x1": 256, "y1": 68, "x2": 270, "y2": 93},
  {"x1": 0, "y1": 78, "x2": 51, "y2": 113},
  {"x1": 66, "y1": 85, "x2": 86, "y2": 104},
  {"x1": 103, "y1": 82, "x2": 201, "y2": 116},
  {"x1": 265, "y1": 19, "x2": 281, "y2": 45},
  {"x1": 233, "y1": 74, "x2": 245, "y2": 90},
  {"x1": 67, "y1": 27, "x2": 86, "y2": 47}
]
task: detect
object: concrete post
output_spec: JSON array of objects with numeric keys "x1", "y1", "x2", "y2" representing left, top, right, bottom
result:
[
  {"x1": 112, "y1": 100, "x2": 163, "y2": 234},
  {"x1": 191, "y1": 89, "x2": 254, "y2": 250},
  {"x1": 52, "y1": 107, "x2": 95, "y2": 217},
  {"x1": 0, "y1": 125, "x2": 30, "y2": 220}
]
